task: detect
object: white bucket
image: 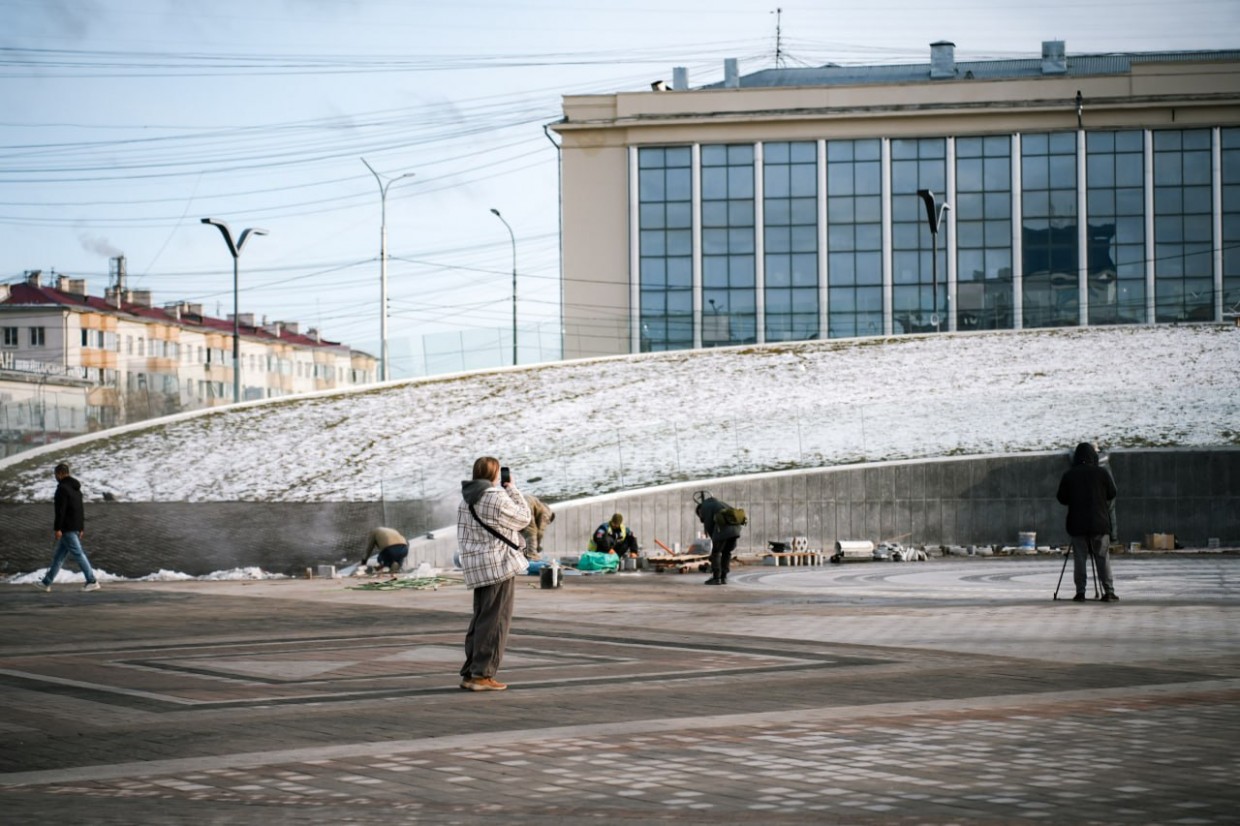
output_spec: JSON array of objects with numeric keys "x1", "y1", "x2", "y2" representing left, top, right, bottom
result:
[{"x1": 1018, "y1": 532, "x2": 1036, "y2": 550}]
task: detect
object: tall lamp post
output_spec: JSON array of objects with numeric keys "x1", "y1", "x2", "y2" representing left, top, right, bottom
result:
[
  {"x1": 362, "y1": 158, "x2": 415, "y2": 382},
  {"x1": 916, "y1": 189, "x2": 952, "y2": 333},
  {"x1": 201, "y1": 218, "x2": 268, "y2": 403},
  {"x1": 490, "y1": 208, "x2": 517, "y2": 366}
]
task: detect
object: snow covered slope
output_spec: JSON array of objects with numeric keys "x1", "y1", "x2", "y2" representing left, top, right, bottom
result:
[{"x1": 1, "y1": 326, "x2": 1236, "y2": 503}]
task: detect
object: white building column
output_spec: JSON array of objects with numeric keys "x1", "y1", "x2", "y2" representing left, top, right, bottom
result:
[
  {"x1": 1012, "y1": 133, "x2": 1024, "y2": 329},
  {"x1": 881, "y1": 137, "x2": 893, "y2": 336}
]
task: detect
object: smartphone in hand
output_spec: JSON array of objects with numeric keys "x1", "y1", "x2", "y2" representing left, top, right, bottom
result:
[{"x1": 500, "y1": 467, "x2": 511, "y2": 486}]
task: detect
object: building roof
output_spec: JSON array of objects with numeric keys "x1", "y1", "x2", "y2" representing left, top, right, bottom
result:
[
  {"x1": 701, "y1": 48, "x2": 1240, "y2": 90},
  {"x1": 1, "y1": 281, "x2": 358, "y2": 354}
]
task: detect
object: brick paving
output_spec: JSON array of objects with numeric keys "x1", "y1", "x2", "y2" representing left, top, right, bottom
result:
[{"x1": 1, "y1": 555, "x2": 1238, "y2": 824}]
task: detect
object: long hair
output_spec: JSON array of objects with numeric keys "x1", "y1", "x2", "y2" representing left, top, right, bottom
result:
[{"x1": 472, "y1": 456, "x2": 500, "y2": 482}]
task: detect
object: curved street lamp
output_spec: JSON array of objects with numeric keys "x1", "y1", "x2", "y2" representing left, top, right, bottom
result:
[
  {"x1": 916, "y1": 190, "x2": 952, "y2": 333},
  {"x1": 201, "y1": 218, "x2": 268, "y2": 403},
  {"x1": 490, "y1": 208, "x2": 517, "y2": 366},
  {"x1": 362, "y1": 158, "x2": 415, "y2": 382}
]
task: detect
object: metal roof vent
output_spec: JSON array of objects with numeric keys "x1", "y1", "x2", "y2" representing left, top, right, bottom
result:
[
  {"x1": 930, "y1": 41, "x2": 956, "y2": 79},
  {"x1": 673, "y1": 66, "x2": 689, "y2": 90},
  {"x1": 1042, "y1": 40, "x2": 1067, "y2": 74},
  {"x1": 723, "y1": 58, "x2": 739, "y2": 88}
]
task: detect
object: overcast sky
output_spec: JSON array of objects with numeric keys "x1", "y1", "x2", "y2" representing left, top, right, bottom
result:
[{"x1": 3, "y1": 0, "x2": 1237, "y2": 376}]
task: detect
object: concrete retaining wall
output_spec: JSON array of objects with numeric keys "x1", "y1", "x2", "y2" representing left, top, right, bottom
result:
[{"x1": 2, "y1": 448, "x2": 1236, "y2": 578}]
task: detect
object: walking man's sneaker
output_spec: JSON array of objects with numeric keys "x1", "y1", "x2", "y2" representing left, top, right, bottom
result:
[
  {"x1": 1072, "y1": 593, "x2": 1085, "y2": 601},
  {"x1": 31, "y1": 582, "x2": 51, "y2": 593},
  {"x1": 82, "y1": 582, "x2": 101, "y2": 592},
  {"x1": 459, "y1": 677, "x2": 475, "y2": 690},
  {"x1": 467, "y1": 677, "x2": 508, "y2": 691},
  {"x1": 704, "y1": 577, "x2": 721, "y2": 585},
  {"x1": 1101, "y1": 592, "x2": 1119, "y2": 602}
]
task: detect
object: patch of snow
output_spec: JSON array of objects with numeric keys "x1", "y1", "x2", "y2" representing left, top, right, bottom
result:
[{"x1": 0, "y1": 326, "x2": 1236, "y2": 504}]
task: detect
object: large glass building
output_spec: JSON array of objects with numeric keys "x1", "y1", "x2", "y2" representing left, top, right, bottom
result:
[{"x1": 551, "y1": 41, "x2": 1240, "y2": 358}]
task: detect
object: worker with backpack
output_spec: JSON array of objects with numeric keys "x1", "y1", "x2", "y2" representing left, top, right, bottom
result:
[{"x1": 693, "y1": 490, "x2": 746, "y2": 585}]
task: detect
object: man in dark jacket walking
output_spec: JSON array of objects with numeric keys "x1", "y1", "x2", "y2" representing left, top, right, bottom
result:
[
  {"x1": 1056, "y1": 443, "x2": 1118, "y2": 602},
  {"x1": 694, "y1": 490, "x2": 744, "y2": 585},
  {"x1": 33, "y1": 462, "x2": 100, "y2": 593}
]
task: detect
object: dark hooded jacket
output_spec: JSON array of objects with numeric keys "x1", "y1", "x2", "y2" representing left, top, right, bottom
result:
[
  {"x1": 696, "y1": 496, "x2": 742, "y2": 541},
  {"x1": 1056, "y1": 443, "x2": 1117, "y2": 537},
  {"x1": 54, "y1": 475, "x2": 85, "y2": 533}
]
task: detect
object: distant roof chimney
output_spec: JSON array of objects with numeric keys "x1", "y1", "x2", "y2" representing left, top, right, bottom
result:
[
  {"x1": 26, "y1": 270, "x2": 42, "y2": 288},
  {"x1": 930, "y1": 41, "x2": 956, "y2": 80},
  {"x1": 723, "y1": 59, "x2": 739, "y2": 89},
  {"x1": 129, "y1": 289, "x2": 152, "y2": 308},
  {"x1": 1042, "y1": 40, "x2": 1067, "y2": 75},
  {"x1": 673, "y1": 66, "x2": 689, "y2": 90}
]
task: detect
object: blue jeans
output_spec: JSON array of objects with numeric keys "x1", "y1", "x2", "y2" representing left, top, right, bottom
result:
[{"x1": 43, "y1": 531, "x2": 96, "y2": 586}]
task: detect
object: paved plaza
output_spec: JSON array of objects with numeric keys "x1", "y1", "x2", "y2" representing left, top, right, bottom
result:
[{"x1": 1, "y1": 554, "x2": 1238, "y2": 824}]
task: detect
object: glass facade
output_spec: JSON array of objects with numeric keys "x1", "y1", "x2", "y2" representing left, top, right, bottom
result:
[
  {"x1": 826, "y1": 139, "x2": 883, "y2": 338},
  {"x1": 1225, "y1": 128, "x2": 1240, "y2": 318},
  {"x1": 1086, "y1": 131, "x2": 1146, "y2": 324},
  {"x1": 1154, "y1": 129, "x2": 1214, "y2": 322},
  {"x1": 956, "y1": 136, "x2": 1013, "y2": 330},
  {"x1": 631, "y1": 127, "x2": 1230, "y2": 353},
  {"x1": 701, "y1": 144, "x2": 756, "y2": 346},
  {"x1": 637, "y1": 147, "x2": 692, "y2": 352},
  {"x1": 890, "y1": 138, "x2": 947, "y2": 333},
  {"x1": 1021, "y1": 132, "x2": 1079, "y2": 328},
  {"x1": 763, "y1": 141, "x2": 819, "y2": 341}
]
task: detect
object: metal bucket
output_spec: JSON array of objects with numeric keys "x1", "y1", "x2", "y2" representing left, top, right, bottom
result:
[
  {"x1": 620, "y1": 556, "x2": 637, "y2": 571},
  {"x1": 539, "y1": 565, "x2": 561, "y2": 589},
  {"x1": 1018, "y1": 531, "x2": 1036, "y2": 550}
]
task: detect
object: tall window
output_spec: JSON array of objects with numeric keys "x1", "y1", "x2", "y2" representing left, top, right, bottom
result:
[
  {"x1": 763, "y1": 141, "x2": 819, "y2": 341},
  {"x1": 891, "y1": 138, "x2": 947, "y2": 334},
  {"x1": 1153, "y1": 129, "x2": 1214, "y2": 321},
  {"x1": 1086, "y1": 131, "x2": 1146, "y2": 324},
  {"x1": 701, "y1": 144, "x2": 756, "y2": 346},
  {"x1": 956, "y1": 136, "x2": 1013, "y2": 330},
  {"x1": 29, "y1": 326, "x2": 45, "y2": 346},
  {"x1": 1022, "y1": 132, "x2": 1079, "y2": 327},
  {"x1": 1224, "y1": 128, "x2": 1240, "y2": 318},
  {"x1": 826, "y1": 139, "x2": 883, "y2": 338},
  {"x1": 637, "y1": 147, "x2": 693, "y2": 352},
  {"x1": 3, "y1": 326, "x2": 17, "y2": 346}
]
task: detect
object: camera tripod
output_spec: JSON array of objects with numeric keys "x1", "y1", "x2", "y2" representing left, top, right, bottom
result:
[{"x1": 1052, "y1": 538, "x2": 1102, "y2": 601}]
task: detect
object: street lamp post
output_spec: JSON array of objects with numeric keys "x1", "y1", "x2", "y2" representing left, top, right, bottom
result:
[
  {"x1": 201, "y1": 218, "x2": 268, "y2": 404},
  {"x1": 490, "y1": 208, "x2": 517, "y2": 366},
  {"x1": 916, "y1": 190, "x2": 952, "y2": 333},
  {"x1": 362, "y1": 158, "x2": 415, "y2": 383}
]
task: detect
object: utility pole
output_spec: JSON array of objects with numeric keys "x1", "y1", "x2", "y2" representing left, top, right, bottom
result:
[{"x1": 362, "y1": 158, "x2": 415, "y2": 382}]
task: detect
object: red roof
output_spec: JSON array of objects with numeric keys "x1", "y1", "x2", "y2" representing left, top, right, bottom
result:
[{"x1": 2, "y1": 281, "x2": 358, "y2": 352}]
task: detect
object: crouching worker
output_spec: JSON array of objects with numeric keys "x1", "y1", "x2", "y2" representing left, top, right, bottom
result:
[
  {"x1": 589, "y1": 513, "x2": 639, "y2": 557},
  {"x1": 521, "y1": 493, "x2": 556, "y2": 560},
  {"x1": 694, "y1": 491, "x2": 745, "y2": 585},
  {"x1": 361, "y1": 527, "x2": 409, "y2": 573}
]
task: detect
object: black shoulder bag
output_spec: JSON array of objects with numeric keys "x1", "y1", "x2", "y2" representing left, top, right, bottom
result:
[{"x1": 468, "y1": 503, "x2": 520, "y2": 550}]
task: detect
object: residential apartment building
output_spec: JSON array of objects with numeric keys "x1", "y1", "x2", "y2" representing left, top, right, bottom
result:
[
  {"x1": 0, "y1": 264, "x2": 376, "y2": 451},
  {"x1": 550, "y1": 41, "x2": 1240, "y2": 357}
]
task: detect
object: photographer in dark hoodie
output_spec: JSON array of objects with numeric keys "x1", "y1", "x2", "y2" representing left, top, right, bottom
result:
[
  {"x1": 1057, "y1": 443, "x2": 1119, "y2": 602},
  {"x1": 33, "y1": 462, "x2": 101, "y2": 593}
]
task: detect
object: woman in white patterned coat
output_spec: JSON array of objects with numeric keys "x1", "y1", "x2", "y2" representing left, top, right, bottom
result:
[{"x1": 456, "y1": 456, "x2": 531, "y2": 692}]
